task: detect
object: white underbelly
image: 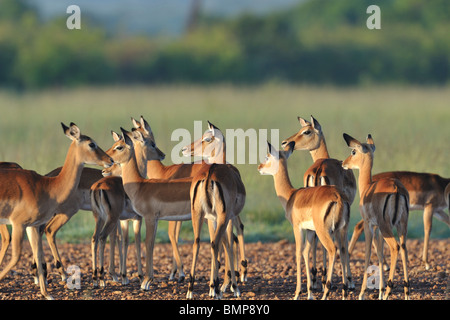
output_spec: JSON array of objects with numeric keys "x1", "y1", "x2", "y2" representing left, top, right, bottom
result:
[
  {"x1": 204, "y1": 212, "x2": 216, "y2": 221},
  {"x1": 300, "y1": 220, "x2": 315, "y2": 231}
]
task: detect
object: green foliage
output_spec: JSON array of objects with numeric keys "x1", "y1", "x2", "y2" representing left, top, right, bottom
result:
[{"x1": 0, "y1": 0, "x2": 449, "y2": 88}]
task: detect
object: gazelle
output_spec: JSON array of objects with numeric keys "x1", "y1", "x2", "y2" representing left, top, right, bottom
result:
[
  {"x1": 181, "y1": 121, "x2": 247, "y2": 286},
  {"x1": 106, "y1": 128, "x2": 240, "y2": 299},
  {"x1": 90, "y1": 126, "x2": 165, "y2": 287},
  {"x1": 138, "y1": 118, "x2": 247, "y2": 284},
  {"x1": 258, "y1": 141, "x2": 350, "y2": 300},
  {"x1": 188, "y1": 163, "x2": 242, "y2": 299},
  {"x1": 0, "y1": 123, "x2": 113, "y2": 300},
  {"x1": 342, "y1": 133, "x2": 410, "y2": 300},
  {"x1": 349, "y1": 171, "x2": 450, "y2": 270},
  {"x1": 281, "y1": 115, "x2": 356, "y2": 289}
]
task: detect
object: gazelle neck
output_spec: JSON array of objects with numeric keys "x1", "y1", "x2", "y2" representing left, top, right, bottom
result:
[
  {"x1": 272, "y1": 159, "x2": 296, "y2": 212},
  {"x1": 357, "y1": 157, "x2": 374, "y2": 199},
  {"x1": 133, "y1": 142, "x2": 150, "y2": 178},
  {"x1": 309, "y1": 136, "x2": 330, "y2": 162},
  {"x1": 207, "y1": 141, "x2": 226, "y2": 164},
  {"x1": 50, "y1": 141, "x2": 84, "y2": 203},
  {"x1": 147, "y1": 159, "x2": 166, "y2": 178},
  {"x1": 121, "y1": 150, "x2": 144, "y2": 185}
]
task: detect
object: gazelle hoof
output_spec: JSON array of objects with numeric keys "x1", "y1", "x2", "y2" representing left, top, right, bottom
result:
[{"x1": 140, "y1": 278, "x2": 153, "y2": 291}]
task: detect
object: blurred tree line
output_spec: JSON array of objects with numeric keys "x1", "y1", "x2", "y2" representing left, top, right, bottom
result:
[{"x1": 0, "y1": 0, "x2": 449, "y2": 88}]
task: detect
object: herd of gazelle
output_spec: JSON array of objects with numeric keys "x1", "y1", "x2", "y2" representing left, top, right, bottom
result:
[{"x1": 0, "y1": 116, "x2": 448, "y2": 300}]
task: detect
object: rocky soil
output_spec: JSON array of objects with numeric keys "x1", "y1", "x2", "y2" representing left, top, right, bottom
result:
[{"x1": 0, "y1": 239, "x2": 448, "y2": 300}]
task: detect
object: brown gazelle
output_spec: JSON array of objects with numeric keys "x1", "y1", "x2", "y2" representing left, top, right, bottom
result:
[
  {"x1": 106, "y1": 128, "x2": 241, "y2": 299},
  {"x1": 349, "y1": 172, "x2": 450, "y2": 270},
  {"x1": 138, "y1": 118, "x2": 247, "y2": 285},
  {"x1": 258, "y1": 141, "x2": 350, "y2": 300},
  {"x1": 90, "y1": 126, "x2": 165, "y2": 287},
  {"x1": 281, "y1": 116, "x2": 356, "y2": 289},
  {"x1": 188, "y1": 162, "x2": 242, "y2": 299},
  {"x1": 181, "y1": 121, "x2": 247, "y2": 286},
  {"x1": 0, "y1": 123, "x2": 113, "y2": 300},
  {"x1": 342, "y1": 133, "x2": 410, "y2": 300}
]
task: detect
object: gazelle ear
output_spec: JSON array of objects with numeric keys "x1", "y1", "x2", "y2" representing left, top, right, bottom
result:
[
  {"x1": 282, "y1": 141, "x2": 295, "y2": 159},
  {"x1": 131, "y1": 117, "x2": 140, "y2": 129},
  {"x1": 343, "y1": 133, "x2": 362, "y2": 149},
  {"x1": 62, "y1": 122, "x2": 81, "y2": 141},
  {"x1": 311, "y1": 115, "x2": 322, "y2": 133},
  {"x1": 267, "y1": 141, "x2": 279, "y2": 159},
  {"x1": 120, "y1": 127, "x2": 134, "y2": 148},
  {"x1": 140, "y1": 115, "x2": 152, "y2": 136},
  {"x1": 366, "y1": 134, "x2": 376, "y2": 152},
  {"x1": 298, "y1": 117, "x2": 310, "y2": 127},
  {"x1": 111, "y1": 131, "x2": 122, "y2": 142}
]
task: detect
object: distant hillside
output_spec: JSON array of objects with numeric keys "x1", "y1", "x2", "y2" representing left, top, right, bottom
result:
[{"x1": 27, "y1": 0, "x2": 302, "y2": 35}]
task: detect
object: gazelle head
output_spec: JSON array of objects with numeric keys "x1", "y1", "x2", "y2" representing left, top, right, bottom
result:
[
  {"x1": 131, "y1": 115, "x2": 166, "y2": 161},
  {"x1": 61, "y1": 122, "x2": 113, "y2": 168},
  {"x1": 342, "y1": 133, "x2": 376, "y2": 171},
  {"x1": 101, "y1": 161, "x2": 122, "y2": 177},
  {"x1": 258, "y1": 141, "x2": 294, "y2": 176},
  {"x1": 105, "y1": 129, "x2": 135, "y2": 166},
  {"x1": 181, "y1": 121, "x2": 225, "y2": 163},
  {"x1": 281, "y1": 115, "x2": 323, "y2": 151}
]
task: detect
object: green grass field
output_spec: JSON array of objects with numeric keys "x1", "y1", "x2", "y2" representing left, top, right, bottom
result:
[{"x1": 0, "y1": 84, "x2": 449, "y2": 243}]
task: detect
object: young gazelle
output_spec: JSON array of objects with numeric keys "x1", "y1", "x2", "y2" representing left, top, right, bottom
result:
[
  {"x1": 107, "y1": 128, "x2": 240, "y2": 299},
  {"x1": 342, "y1": 133, "x2": 410, "y2": 300},
  {"x1": 281, "y1": 116, "x2": 356, "y2": 289},
  {"x1": 258, "y1": 142, "x2": 350, "y2": 300},
  {"x1": 0, "y1": 123, "x2": 113, "y2": 300}
]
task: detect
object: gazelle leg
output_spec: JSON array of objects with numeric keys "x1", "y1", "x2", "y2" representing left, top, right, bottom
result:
[
  {"x1": 317, "y1": 232, "x2": 336, "y2": 300},
  {"x1": 234, "y1": 216, "x2": 247, "y2": 282},
  {"x1": 293, "y1": 225, "x2": 303, "y2": 300},
  {"x1": 44, "y1": 213, "x2": 70, "y2": 281},
  {"x1": 348, "y1": 220, "x2": 364, "y2": 256},
  {"x1": 168, "y1": 220, "x2": 184, "y2": 282},
  {"x1": 336, "y1": 228, "x2": 349, "y2": 299},
  {"x1": 221, "y1": 220, "x2": 240, "y2": 297},
  {"x1": 310, "y1": 233, "x2": 319, "y2": 290},
  {"x1": 373, "y1": 229, "x2": 385, "y2": 299},
  {"x1": 141, "y1": 218, "x2": 157, "y2": 291},
  {"x1": 210, "y1": 215, "x2": 228, "y2": 299},
  {"x1": 382, "y1": 234, "x2": 399, "y2": 300},
  {"x1": 108, "y1": 223, "x2": 120, "y2": 283},
  {"x1": 422, "y1": 205, "x2": 433, "y2": 270},
  {"x1": 133, "y1": 218, "x2": 144, "y2": 283},
  {"x1": 28, "y1": 226, "x2": 53, "y2": 300},
  {"x1": 303, "y1": 230, "x2": 315, "y2": 300},
  {"x1": 120, "y1": 220, "x2": 130, "y2": 285},
  {"x1": 91, "y1": 216, "x2": 102, "y2": 287},
  {"x1": 398, "y1": 216, "x2": 410, "y2": 300},
  {"x1": 187, "y1": 210, "x2": 204, "y2": 299},
  {"x1": 359, "y1": 222, "x2": 373, "y2": 300},
  {"x1": 0, "y1": 225, "x2": 11, "y2": 267}
]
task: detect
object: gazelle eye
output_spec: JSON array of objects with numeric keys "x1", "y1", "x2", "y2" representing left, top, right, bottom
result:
[
  {"x1": 89, "y1": 142, "x2": 97, "y2": 149},
  {"x1": 203, "y1": 137, "x2": 212, "y2": 142},
  {"x1": 115, "y1": 146, "x2": 124, "y2": 151},
  {"x1": 303, "y1": 130, "x2": 311, "y2": 135},
  {"x1": 351, "y1": 149, "x2": 356, "y2": 156}
]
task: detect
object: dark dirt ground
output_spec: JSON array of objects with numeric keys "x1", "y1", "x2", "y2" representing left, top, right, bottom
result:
[{"x1": 0, "y1": 239, "x2": 448, "y2": 301}]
